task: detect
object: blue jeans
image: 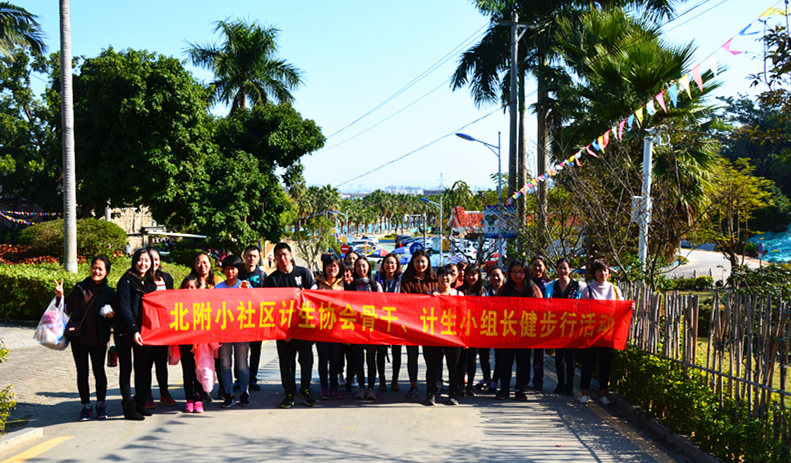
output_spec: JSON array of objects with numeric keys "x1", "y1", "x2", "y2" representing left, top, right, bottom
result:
[{"x1": 220, "y1": 342, "x2": 250, "y2": 396}]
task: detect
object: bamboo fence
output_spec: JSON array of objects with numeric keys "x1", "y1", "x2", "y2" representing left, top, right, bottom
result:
[{"x1": 622, "y1": 283, "x2": 791, "y2": 442}]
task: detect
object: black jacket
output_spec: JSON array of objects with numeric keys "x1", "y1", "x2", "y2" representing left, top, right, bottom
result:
[
  {"x1": 114, "y1": 271, "x2": 157, "y2": 334},
  {"x1": 64, "y1": 277, "x2": 115, "y2": 346}
]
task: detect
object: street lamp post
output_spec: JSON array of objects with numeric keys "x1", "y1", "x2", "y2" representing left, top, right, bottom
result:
[
  {"x1": 328, "y1": 210, "x2": 349, "y2": 240},
  {"x1": 421, "y1": 197, "x2": 443, "y2": 266},
  {"x1": 456, "y1": 132, "x2": 503, "y2": 266}
]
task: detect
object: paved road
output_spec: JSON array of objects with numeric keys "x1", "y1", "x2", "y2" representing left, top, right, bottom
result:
[
  {"x1": 1, "y1": 325, "x2": 684, "y2": 462},
  {"x1": 663, "y1": 249, "x2": 761, "y2": 281}
]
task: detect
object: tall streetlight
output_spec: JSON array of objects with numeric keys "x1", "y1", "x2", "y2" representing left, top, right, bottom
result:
[
  {"x1": 328, "y1": 210, "x2": 349, "y2": 241},
  {"x1": 421, "y1": 197, "x2": 443, "y2": 266},
  {"x1": 456, "y1": 132, "x2": 503, "y2": 266}
]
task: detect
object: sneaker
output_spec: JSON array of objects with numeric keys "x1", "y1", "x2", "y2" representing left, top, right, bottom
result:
[
  {"x1": 240, "y1": 392, "x2": 250, "y2": 407},
  {"x1": 215, "y1": 387, "x2": 227, "y2": 401},
  {"x1": 488, "y1": 381, "x2": 498, "y2": 393},
  {"x1": 160, "y1": 392, "x2": 177, "y2": 406},
  {"x1": 515, "y1": 391, "x2": 528, "y2": 402},
  {"x1": 553, "y1": 385, "x2": 565, "y2": 394},
  {"x1": 193, "y1": 401, "x2": 204, "y2": 413},
  {"x1": 331, "y1": 388, "x2": 343, "y2": 400},
  {"x1": 580, "y1": 395, "x2": 589, "y2": 404},
  {"x1": 337, "y1": 373, "x2": 345, "y2": 385},
  {"x1": 424, "y1": 393, "x2": 436, "y2": 406},
  {"x1": 457, "y1": 387, "x2": 466, "y2": 397},
  {"x1": 232, "y1": 381, "x2": 241, "y2": 393},
  {"x1": 406, "y1": 385, "x2": 419, "y2": 398},
  {"x1": 145, "y1": 394, "x2": 156, "y2": 409},
  {"x1": 301, "y1": 388, "x2": 316, "y2": 406},
  {"x1": 366, "y1": 388, "x2": 376, "y2": 400},
  {"x1": 601, "y1": 395, "x2": 612, "y2": 405},
  {"x1": 447, "y1": 396, "x2": 459, "y2": 405},
  {"x1": 222, "y1": 394, "x2": 236, "y2": 408},
  {"x1": 495, "y1": 390, "x2": 510, "y2": 400},
  {"x1": 474, "y1": 379, "x2": 487, "y2": 390},
  {"x1": 79, "y1": 405, "x2": 92, "y2": 421},
  {"x1": 280, "y1": 393, "x2": 295, "y2": 409},
  {"x1": 185, "y1": 400, "x2": 195, "y2": 413},
  {"x1": 355, "y1": 389, "x2": 366, "y2": 400},
  {"x1": 95, "y1": 402, "x2": 108, "y2": 420},
  {"x1": 351, "y1": 379, "x2": 359, "y2": 388},
  {"x1": 466, "y1": 386, "x2": 476, "y2": 397},
  {"x1": 391, "y1": 379, "x2": 400, "y2": 391},
  {"x1": 249, "y1": 382, "x2": 262, "y2": 392},
  {"x1": 320, "y1": 388, "x2": 329, "y2": 400}
]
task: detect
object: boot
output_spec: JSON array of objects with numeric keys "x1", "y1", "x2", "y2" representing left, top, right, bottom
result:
[
  {"x1": 133, "y1": 395, "x2": 152, "y2": 416},
  {"x1": 122, "y1": 399, "x2": 145, "y2": 421}
]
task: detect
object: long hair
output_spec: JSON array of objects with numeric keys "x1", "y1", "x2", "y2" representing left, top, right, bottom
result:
[
  {"x1": 189, "y1": 252, "x2": 217, "y2": 288},
  {"x1": 459, "y1": 263, "x2": 484, "y2": 296},
  {"x1": 499, "y1": 258, "x2": 538, "y2": 297},
  {"x1": 401, "y1": 249, "x2": 435, "y2": 282},
  {"x1": 353, "y1": 256, "x2": 377, "y2": 291},
  {"x1": 145, "y1": 246, "x2": 166, "y2": 281},
  {"x1": 377, "y1": 253, "x2": 403, "y2": 279},
  {"x1": 128, "y1": 248, "x2": 154, "y2": 282}
]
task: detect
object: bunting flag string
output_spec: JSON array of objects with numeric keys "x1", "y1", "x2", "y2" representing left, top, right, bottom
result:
[
  {"x1": 0, "y1": 212, "x2": 35, "y2": 225},
  {"x1": 1, "y1": 211, "x2": 63, "y2": 216},
  {"x1": 503, "y1": 4, "x2": 791, "y2": 206}
]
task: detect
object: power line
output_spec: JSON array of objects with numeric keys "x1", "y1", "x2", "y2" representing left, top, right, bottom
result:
[
  {"x1": 325, "y1": 22, "x2": 489, "y2": 140},
  {"x1": 335, "y1": 108, "x2": 502, "y2": 188}
]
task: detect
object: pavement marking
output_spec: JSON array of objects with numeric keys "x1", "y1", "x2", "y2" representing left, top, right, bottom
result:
[
  {"x1": 586, "y1": 401, "x2": 677, "y2": 463},
  {"x1": 1, "y1": 436, "x2": 74, "y2": 463}
]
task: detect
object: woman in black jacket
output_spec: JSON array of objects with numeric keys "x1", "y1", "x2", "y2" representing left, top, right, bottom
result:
[
  {"x1": 54, "y1": 255, "x2": 115, "y2": 421},
  {"x1": 145, "y1": 247, "x2": 176, "y2": 408},
  {"x1": 114, "y1": 248, "x2": 157, "y2": 420}
]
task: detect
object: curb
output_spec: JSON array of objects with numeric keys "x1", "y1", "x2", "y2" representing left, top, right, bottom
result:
[
  {"x1": 608, "y1": 392, "x2": 718, "y2": 463},
  {"x1": 0, "y1": 427, "x2": 43, "y2": 453}
]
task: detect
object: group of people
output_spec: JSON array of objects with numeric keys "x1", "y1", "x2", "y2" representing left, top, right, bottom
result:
[{"x1": 55, "y1": 241, "x2": 624, "y2": 421}]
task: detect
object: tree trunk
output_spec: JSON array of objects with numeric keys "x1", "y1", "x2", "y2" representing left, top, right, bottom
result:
[
  {"x1": 60, "y1": 0, "x2": 78, "y2": 273},
  {"x1": 536, "y1": 53, "x2": 549, "y2": 240},
  {"x1": 517, "y1": 67, "x2": 527, "y2": 229}
]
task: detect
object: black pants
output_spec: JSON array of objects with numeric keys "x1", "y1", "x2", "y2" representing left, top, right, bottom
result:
[
  {"x1": 377, "y1": 348, "x2": 387, "y2": 384},
  {"x1": 179, "y1": 345, "x2": 204, "y2": 399},
  {"x1": 133, "y1": 344, "x2": 157, "y2": 408},
  {"x1": 353, "y1": 345, "x2": 382, "y2": 390},
  {"x1": 71, "y1": 341, "x2": 107, "y2": 404},
  {"x1": 316, "y1": 341, "x2": 341, "y2": 390},
  {"x1": 114, "y1": 332, "x2": 134, "y2": 402},
  {"x1": 249, "y1": 340, "x2": 263, "y2": 384},
  {"x1": 580, "y1": 347, "x2": 613, "y2": 390},
  {"x1": 479, "y1": 347, "x2": 492, "y2": 382},
  {"x1": 423, "y1": 346, "x2": 461, "y2": 396},
  {"x1": 495, "y1": 348, "x2": 532, "y2": 392},
  {"x1": 153, "y1": 345, "x2": 169, "y2": 396},
  {"x1": 276, "y1": 339, "x2": 314, "y2": 394},
  {"x1": 406, "y1": 345, "x2": 419, "y2": 384},
  {"x1": 457, "y1": 347, "x2": 478, "y2": 391},
  {"x1": 555, "y1": 348, "x2": 576, "y2": 391}
]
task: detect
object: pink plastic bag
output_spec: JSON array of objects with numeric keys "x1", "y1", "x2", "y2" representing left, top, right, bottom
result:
[
  {"x1": 33, "y1": 297, "x2": 69, "y2": 350},
  {"x1": 193, "y1": 343, "x2": 220, "y2": 393},
  {"x1": 168, "y1": 345, "x2": 181, "y2": 365}
]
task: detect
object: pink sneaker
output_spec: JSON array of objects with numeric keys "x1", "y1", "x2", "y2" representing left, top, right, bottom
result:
[
  {"x1": 193, "y1": 401, "x2": 204, "y2": 413},
  {"x1": 320, "y1": 388, "x2": 329, "y2": 400},
  {"x1": 184, "y1": 400, "x2": 194, "y2": 413}
]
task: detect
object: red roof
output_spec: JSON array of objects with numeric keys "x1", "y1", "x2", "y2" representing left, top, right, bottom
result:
[{"x1": 449, "y1": 207, "x2": 484, "y2": 232}]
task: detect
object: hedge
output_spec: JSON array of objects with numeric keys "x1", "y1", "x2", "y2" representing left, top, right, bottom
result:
[
  {"x1": 612, "y1": 348, "x2": 791, "y2": 462},
  {"x1": 0, "y1": 259, "x2": 192, "y2": 321},
  {"x1": 18, "y1": 218, "x2": 127, "y2": 262}
]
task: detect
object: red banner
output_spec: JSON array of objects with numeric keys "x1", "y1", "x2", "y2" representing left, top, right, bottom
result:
[{"x1": 141, "y1": 289, "x2": 633, "y2": 350}]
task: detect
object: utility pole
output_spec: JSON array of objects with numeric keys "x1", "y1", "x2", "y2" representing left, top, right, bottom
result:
[{"x1": 636, "y1": 126, "x2": 666, "y2": 270}]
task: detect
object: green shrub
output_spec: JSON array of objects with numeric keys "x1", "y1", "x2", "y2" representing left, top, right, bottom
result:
[
  {"x1": 612, "y1": 348, "x2": 791, "y2": 462},
  {"x1": 18, "y1": 218, "x2": 127, "y2": 262},
  {"x1": 0, "y1": 259, "x2": 191, "y2": 321},
  {"x1": 163, "y1": 249, "x2": 202, "y2": 268},
  {"x1": 664, "y1": 275, "x2": 714, "y2": 291},
  {"x1": 0, "y1": 340, "x2": 15, "y2": 434}
]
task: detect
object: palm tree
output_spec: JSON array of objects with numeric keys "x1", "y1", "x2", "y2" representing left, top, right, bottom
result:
[
  {"x1": 186, "y1": 18, "x2": 303, "y2": 113},
  {"x1": 0, "y1": 2, "x2": 46, "y2": 58},
  {"x1": 59, "y1": 0, "x2": 77, "y2": 272}
]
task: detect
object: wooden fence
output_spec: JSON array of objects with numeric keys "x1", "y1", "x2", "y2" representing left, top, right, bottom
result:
[{"x1": 621, "y1": 284, "x2": 790, "y2": 439}]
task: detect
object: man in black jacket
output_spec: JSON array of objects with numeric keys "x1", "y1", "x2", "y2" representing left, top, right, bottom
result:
[{"x1": 263, "y1": 242, "x2": 317, "y2": 408}]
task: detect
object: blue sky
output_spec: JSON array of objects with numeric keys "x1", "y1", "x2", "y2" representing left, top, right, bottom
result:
[{"x1": 17, "y1": 0, "x2": 785, "y2": 192}]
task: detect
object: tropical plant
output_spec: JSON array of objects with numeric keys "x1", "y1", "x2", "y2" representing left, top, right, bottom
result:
[
  {"x1": 0, "y1": 2, "x2": 46, "y2": 59},
  {"x1": 186, "y1": 18, "x2": 303, "y2": 113}
]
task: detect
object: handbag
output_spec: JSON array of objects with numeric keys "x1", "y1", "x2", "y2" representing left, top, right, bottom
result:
[
  {"x1": 33, "y1": 297, "x2": 69, "y2": 350},
  {"x1": 64, "y1": 292, "x2": 97, "y2": 340}
]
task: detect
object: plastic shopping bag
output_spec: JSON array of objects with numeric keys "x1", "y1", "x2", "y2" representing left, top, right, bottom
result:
[
  {"x1": 194, "y1": 343, "x2": 220, "y2": 393},
  {"x1": 33, "y1": 297, "x2": 69, "y2": 351}
]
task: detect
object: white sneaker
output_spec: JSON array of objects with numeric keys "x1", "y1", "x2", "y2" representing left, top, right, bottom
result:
[
  {"x1": 365, "y1": 388, "x2": 376, "y2": 400},
  {"x1": 579, "y1": 395, "x2": 589, "y2": 404},
  {"x1": 601, "y1": 395, "x2": 611, "y2": 405},
  {"x1": 355, "y1": 389, "x2": 365, "y2": 400}
]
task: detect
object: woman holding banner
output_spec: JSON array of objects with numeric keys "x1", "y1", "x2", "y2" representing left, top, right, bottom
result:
[
  {"x1": 544, "y1": 258, "x2": 586, "y2": 397},
  {"x1": 375, "y1": 253, "x2": 403, "y2": 392},
  {"x1": 579, "y1": 260, "x2": 622, "y2": 405},
  {"x1": 316, "y1": 253, "x2": 345, "y2": 400},
  {"x1": 456, "y1": 264, "x2": 484, "y2": 397},
  {"x1": 495, "y1": 258, "x2": 542, "y2": 401},
  {"x1": 475, "y1": 265, "x2": 505, "y2": 393},
  {"x1": 424, "y1": 264, "x2": 464, "y2": 406},
  {"x1": 350, "y1": 257, "x2": 384, "y2": 400},
  {"x1": 399, "y1": 250, "x2": 438, "y2": 399}
]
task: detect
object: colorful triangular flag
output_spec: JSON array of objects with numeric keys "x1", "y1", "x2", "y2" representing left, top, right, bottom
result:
[
  {"x1": 668, "y1": 83, "x2": 678, "y2": 107},
  {"x1": 691, "y1": 64, "x2": 704, "y2": 90},
  {"x1": 655, "y1": 92, "x2": 667, "y2": 112},
  {"x1": 722, "y1": 39, "x2": 744, "y2": 56},
  {"x1": 679, "y1": 74, "x2": 691, "y2": 98},
  {"x1": 585, "y1": 144, "x2": 598, "y2": 158},
  {"x1": 619, "y1": 119, "x2": 627, "y2": 139},
  {"x1": 635, "y1": 107, "x2": 644, "y2": 126},
  {"x1": 627, "y1": 114, "x2": 634, "y2": 131}
]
